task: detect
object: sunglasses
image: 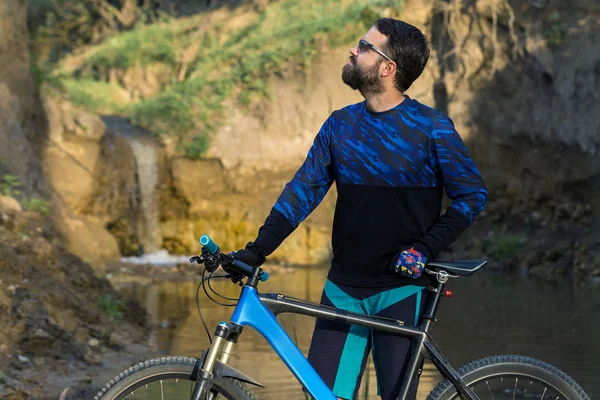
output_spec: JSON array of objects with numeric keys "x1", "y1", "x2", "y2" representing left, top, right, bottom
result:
[{"x1": 358, "y1": 39, "x2": 393, "y2": 62}]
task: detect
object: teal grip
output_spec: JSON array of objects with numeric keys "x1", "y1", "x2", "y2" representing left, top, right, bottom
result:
[
  {"x1": 200, "y1": 235, "x2": 219, "y2": 254},
  {"x1": 260, "y1": 271, "x2": 269, "y2": 282}
]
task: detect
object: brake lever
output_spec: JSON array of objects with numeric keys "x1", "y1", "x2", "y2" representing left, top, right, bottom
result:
[{"x1": 189, "y1": 256, "x2": 202, "y2": 264}]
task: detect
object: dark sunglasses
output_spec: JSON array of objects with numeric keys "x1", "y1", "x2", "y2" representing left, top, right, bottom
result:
[{"x1": 358, "y1": 39, "x2": 393, "y2": 62}]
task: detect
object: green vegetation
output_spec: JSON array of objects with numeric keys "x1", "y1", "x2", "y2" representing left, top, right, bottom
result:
[
  {"x1": 1, "y1": 175, "x2": 22, "y2": 197},
  {"x1": 98, "y1": 294, "x2": 123, "y2": 320},
  {"x1": 43, "y1": 0, "x2": 403, "y2": 159},
  {"x1": 0, "y1": 174, "x2": 52, "y2": 216},
  {"x1": 543, "y1": 10, "x2": 563, "y2": 46},
  {"x1": 22, "y1": 198, "x2": 50, "y2": 216},
  {"x1": 60, "y1": 79, "x2": 127, "y2": 113},
  {"x1": 87, "y1": 24, "x2": 180, "y2": 70},
  {"x1": 483, "y1": 234, "x2": 523, "y2": 261}
]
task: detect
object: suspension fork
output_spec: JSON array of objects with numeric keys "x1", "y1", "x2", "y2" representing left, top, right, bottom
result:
[
  {"x1": 190, "y1": 322, "x2": 244, "y2": 400},
  {"x1": 219, "y1": 323, "x2": 243, "y2": 364}
]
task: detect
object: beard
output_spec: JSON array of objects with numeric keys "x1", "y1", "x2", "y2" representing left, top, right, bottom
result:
[{"x1": 341, "y1": 58, "x2": 384, "y2": 97}]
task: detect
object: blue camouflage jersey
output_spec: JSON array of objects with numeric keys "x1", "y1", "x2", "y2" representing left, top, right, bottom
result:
[{"x1": 254, "y1": 96, "x2": 487, "y2": 287}]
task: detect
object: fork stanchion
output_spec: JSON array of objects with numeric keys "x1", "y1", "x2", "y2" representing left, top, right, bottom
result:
[{"x1": 190, "y1": 322, "x2": 230, "y2": 400}]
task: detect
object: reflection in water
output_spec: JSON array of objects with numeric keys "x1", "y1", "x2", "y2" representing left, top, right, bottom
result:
[{"x1": 117, "y1": 266, "x2": 599, "y2": 399}]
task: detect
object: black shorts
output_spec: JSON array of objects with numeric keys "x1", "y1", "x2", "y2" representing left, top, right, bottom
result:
[{"x1": 306, "y1": 280, "x2": 428, "y2": 400}]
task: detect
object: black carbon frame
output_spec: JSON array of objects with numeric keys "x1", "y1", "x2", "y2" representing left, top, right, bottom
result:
[{"x1": 258, "y1": 292, "x2": 479, "y2": 400}]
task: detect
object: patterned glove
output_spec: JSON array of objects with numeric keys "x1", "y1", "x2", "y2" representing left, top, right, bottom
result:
[{"x1": 393, "y1": 248, "x2": 427, "y2": 279}]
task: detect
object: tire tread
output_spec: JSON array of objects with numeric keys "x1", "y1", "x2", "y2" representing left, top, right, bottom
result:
[
  {"x1": 94, "y1": 356, "x2": 256, "y2": 400},
  {"x1": 426, "y1": 355, "x2": 589, "y2": 400}
]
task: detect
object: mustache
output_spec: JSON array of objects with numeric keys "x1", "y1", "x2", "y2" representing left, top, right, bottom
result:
[{"x1": 349, "y1": 56, "x2": 356, "y2": 64}]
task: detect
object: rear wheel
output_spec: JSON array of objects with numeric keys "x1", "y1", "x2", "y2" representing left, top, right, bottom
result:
[
  {"x1": 427, "y1": 355, "x2": 589, "y2": 400},
  {"x1": 94, "y1": 356, "x2": 256, "y2": 400}
]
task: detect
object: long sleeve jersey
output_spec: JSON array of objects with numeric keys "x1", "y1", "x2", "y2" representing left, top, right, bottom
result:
[{"x1": 252, "y1": 96, "x2": 487, "y2": 287}]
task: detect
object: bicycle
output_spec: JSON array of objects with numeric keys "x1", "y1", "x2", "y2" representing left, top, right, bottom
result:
[{"x1": 94, "y1": 235, "x2": 590, "y2": 400}]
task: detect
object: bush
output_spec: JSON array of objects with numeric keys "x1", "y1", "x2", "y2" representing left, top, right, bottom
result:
[
  {"x1": 0, "y1": 175, "x2": 21, "y2": 198},
  {"x1": 22, "y1": 198, "x2": 50, "y2": 216},
  {"x1": 181, "y1": 134, "x2": 211, "y2": 159},
  {"x1": 483, "y1": 234, "x2": 523, "y2": 261},
  {"x1": 543, "y1": 11, "x2": 563, "y2": 46},
  {"x1": 98, "y1": 294, "x2": 123, "y2": 321}
]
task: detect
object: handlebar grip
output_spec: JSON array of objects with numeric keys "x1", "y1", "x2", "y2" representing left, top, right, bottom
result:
[
  {"x1": 233, "y1": 260, "x2": 269, "y2": 281},
  {"x1": 199, "y1": 235, "x2": 219, "y2": 254}
]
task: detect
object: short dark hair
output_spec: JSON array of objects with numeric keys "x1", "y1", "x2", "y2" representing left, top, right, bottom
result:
[{"x1": 374, "y1": 18, "x2": 430, "y2": 92}]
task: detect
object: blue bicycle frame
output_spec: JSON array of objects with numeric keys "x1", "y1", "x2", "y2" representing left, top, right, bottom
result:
[{"x1": 230, "y1": 285, "x2": 337, "y2": 399}]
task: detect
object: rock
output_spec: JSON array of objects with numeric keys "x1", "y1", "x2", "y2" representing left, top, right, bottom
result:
[
  {"x1": 42, "y1": 94, "x2": 65, "y2": 144},
  {"x1": 31, "y1": 237, "x2": 54, "y2": 262},
  {"x1": 33, "y1": 357, "x2": 45, "y2": 366},
  {"x1": 88, "y1": 338, "x2": 100, "y2": 347},
  {"x1": 33, "y1": 329, "x2": 51, "y2": 339},
  {"x1": 52, "y1": 200, "x2": 121, "y2": 263},
  {"x1": 43, "y1": 138, "x2": 100, "y2": 214},
  {"x1": 0, "y1": 196, "x2": 22, "y2": 213},
  {"x1": 0, "y1": 0, "x2": 48, "y2": 196},
  {"x1": 74, "y1": 110, "x2": 106, "y2": 142},
  {"x1": 171, "y1": 158, "x2": 229, "y2": 212},
  {"x1": 109, "y1": 331, "x2": 126, "y2": 347},
  {"x1": 83, "y1": 349, "x2": 101, "y2": 365},
  {"x1": 42, "y1": 96, "x2": 109, "y2": 214},
  {"x1": 17, "y1": 355, "x2": 30, "y2": 364}
]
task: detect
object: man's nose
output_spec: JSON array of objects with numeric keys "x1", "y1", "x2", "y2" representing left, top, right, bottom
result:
[{"x1": 349, "y1": 47, "x2": 358, "y2": 57}]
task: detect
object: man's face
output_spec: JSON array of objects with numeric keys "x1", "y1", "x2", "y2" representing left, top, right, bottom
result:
[{"x1": 341, "y1": 27, "x2": 390, "y2": 96}]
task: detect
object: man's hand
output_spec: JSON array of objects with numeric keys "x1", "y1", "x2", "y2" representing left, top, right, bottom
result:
[
  {"x1": 230, "y1": 243, "x2": 265, "y2": 267},
  {"x1": 393, "y1": 248, "x2": 427, "y2": 279}
]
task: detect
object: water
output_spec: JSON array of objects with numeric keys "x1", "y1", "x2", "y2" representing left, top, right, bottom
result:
[
  {"x1": 120, "y1": 249, "x2": 193, "y2": 266},
  {"x1": 127, "y1": 137, "x2": 161, "y2": 254},
  {"x1": 115, "y1": 266, "x2": 599, "y2": 399}
]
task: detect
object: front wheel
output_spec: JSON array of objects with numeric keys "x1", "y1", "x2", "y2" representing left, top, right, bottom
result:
[
  {"x1": 427, "y1": 355, "x2": 589, "y2": 400},
  {"x1": 94, "y1": 356, "x2": 256, "y2": 400}
]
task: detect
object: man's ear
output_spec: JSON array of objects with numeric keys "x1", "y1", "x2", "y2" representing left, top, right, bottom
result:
[{"x1": 381, "y1": 61, "x2": 396, "y2": 78}]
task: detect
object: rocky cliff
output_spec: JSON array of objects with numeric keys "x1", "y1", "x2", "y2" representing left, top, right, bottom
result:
[{"x1": 26, "y1": 0, "x2": 600, "y2": 279}]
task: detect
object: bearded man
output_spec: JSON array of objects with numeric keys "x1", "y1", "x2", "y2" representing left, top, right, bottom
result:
[{"x1": 231, "y1": 18, "x2": 488, "y2": 400}]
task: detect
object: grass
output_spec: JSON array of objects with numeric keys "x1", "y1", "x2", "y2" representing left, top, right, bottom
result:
[
  {"x1": 86, "y1": 24, "x2": 181, "y2": 70},
  {"x1": 45, "y1": 0, "x2": 403, "y2": 159},
  {"x1": 59, "y1": 78, "x2": 129, "y2": 113}
]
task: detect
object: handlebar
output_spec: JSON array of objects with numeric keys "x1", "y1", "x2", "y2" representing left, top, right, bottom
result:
[
  {"x1": 195, "y1": 235, "x2": 269, "y2": 283},
  {"x1": 199, "y1": 235, "x2": 219, "y2": 254}
]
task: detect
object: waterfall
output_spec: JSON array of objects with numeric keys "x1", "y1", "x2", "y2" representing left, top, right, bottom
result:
[{"x1": 128, "y1": 138, "x2": 161, "y2": 254}]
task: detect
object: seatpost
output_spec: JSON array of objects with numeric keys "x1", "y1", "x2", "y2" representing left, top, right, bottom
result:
[{"x1": 420, "y1": 271, "x2": 450, "y2": 333}]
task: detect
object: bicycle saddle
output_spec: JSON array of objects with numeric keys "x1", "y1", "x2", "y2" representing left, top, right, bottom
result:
[{"x1": 426, "y1": 260, "x2": 487, "y2": 276}]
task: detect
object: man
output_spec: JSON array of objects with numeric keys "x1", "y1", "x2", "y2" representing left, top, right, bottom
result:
[{"x1": 232, "y1": 18, "x2": 487, "y2": 400}]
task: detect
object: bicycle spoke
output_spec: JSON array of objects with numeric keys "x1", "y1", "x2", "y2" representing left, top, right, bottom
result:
[
  {"x1": 485, "y1": 380, "x2": 495, "y2": 400},
  {"x1": 160, "y1": 380, "x2": 164, "y2": 400},
  {"x1": 454, "y1": 373, "x2": 570, "y2": 400}
]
